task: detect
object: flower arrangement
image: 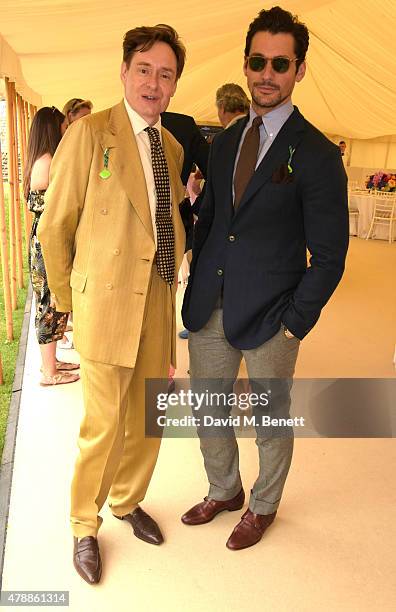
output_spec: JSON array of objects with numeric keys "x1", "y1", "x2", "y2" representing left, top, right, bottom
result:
[{"x1": 365, "y1": 171, "x2": 396, "y2": 192}]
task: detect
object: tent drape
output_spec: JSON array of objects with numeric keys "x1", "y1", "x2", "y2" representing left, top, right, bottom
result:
[
  {"x1": 0, "y1": 0, "x2": 394, "y2": 138},
  {"x1": 0, "y1": 33, "x2": 41, "y2": 106}
]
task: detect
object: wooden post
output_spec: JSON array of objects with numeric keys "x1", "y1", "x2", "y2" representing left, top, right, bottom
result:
[
  {"x1": 29, "y1": 104, "x2": 37, "y2": 126},
  {"x1": 17, "y1": 95, "x2": 27, "y2": 170},
  {"x1": 9, "y1": 82, "x2": 24, "y2": 290},
  {"x1": 0, "y1": 139, "x2": 14, "y2": 341},
  {"x1": 5, "y1": 77, "x2": 17, "y2": 309},
  {"x1": 24, "y1": 100, "x2": 30, "y2": 141},
  {"x1": 28, "y1": 104, "x2": 34, "y2": 130},
  {"x1": 17, "y1": 94, "x2": 31, "y2": 245}
]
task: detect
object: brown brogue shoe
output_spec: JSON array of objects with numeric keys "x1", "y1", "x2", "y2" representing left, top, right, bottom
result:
[
  {"x1": 226, "y1": 509, "x2": 277, "y2": 550},
  {"x1": 73, "y1": 536, "x2": 102, "y2": 584},
  {"x1": 114, "y1": 507, "x2": 164, "y2": 545},
  {"x1": 181, "y1": 488, "x2": 245, "y2": 525}
]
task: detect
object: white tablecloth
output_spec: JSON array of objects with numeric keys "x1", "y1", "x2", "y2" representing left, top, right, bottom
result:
[{"x1": 349, "y1": 192, "x2": 391, "y2": 240}]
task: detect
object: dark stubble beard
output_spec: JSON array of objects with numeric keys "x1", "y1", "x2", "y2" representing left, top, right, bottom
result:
[{"x1": 251, "y1": 82, "x2": 290, "y2": 109}]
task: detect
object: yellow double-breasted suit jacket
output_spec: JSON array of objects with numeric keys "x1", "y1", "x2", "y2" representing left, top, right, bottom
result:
[{"x1": 38, "y1": 101, "x2": 186, "y2": 368}]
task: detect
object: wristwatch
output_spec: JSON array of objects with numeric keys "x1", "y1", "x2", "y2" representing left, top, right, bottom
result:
[{"x1": 283, "y1": 326, "x2": 295, "y2": 339}]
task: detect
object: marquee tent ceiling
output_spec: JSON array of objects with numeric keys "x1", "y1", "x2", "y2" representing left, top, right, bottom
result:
[{"x1": 0, "y1": 0, "x2": 395, "y2": 138}]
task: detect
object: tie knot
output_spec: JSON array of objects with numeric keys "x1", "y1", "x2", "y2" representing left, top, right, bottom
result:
[{"x1": 145, "y1": 126, "x2": 161, "y2": 145}]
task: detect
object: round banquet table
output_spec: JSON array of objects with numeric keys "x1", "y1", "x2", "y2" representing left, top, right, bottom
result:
[{"x1": 349, "y1": 191, "x2": 393, "y2": 240}]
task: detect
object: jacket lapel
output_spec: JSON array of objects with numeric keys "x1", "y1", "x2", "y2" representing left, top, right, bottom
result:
[
  {"x1": 235, "y1": 107, "x2": 307, "y2": 212},
  {"x1": 99, "y1": 101, "x2": 154, "y2": 242}
]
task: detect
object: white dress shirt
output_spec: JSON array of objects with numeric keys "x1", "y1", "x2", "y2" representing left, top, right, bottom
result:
[{"x1": 124, "y1": 98, "x2": 171, "y2": 246}]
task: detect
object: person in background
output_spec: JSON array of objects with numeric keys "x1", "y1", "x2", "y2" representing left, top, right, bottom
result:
[
  {"x1": 23, "y1": 107, "x2": 80, "y2": 386},
  {"x1": 62, "y1": 98, "x2": 93, "y2": 128},
  {"x1": 161, "y1": 111, "x2": 209, "y2": 184},
  {"x1": 338, "y1": 140, "x2": 349, "y2": 166},
  {"x1": 216, "y1": 83, "x2": 250, "y2": 129},
  {"x1": 161, "y1": 113, "x2": 210, "y2": 349},
  {"x1": 174, "y1": 166, "x2": 204, "y2": 347}
]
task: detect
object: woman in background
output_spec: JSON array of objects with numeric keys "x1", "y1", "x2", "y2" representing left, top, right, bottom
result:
[
  {"x1": 62, "y1": 98, "x2": 92, "y2": 128},
  {"x1": 24, "y1": 106, "x2": 80, "y2": 386}
]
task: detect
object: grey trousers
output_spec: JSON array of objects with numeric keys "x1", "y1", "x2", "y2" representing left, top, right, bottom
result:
[{"x1": 188, "y1": 307, "x2": 300, "y2": 515}]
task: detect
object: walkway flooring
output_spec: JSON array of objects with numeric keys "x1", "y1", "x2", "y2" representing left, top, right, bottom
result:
[{"x1": 1, "y1": 237, "x2": 395, "y2": 611}]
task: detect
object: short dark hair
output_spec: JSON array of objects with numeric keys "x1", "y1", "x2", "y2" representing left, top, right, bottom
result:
[
  {"x1": 123, "y1": 24, "x2": 186, "y2": 80},
  {"x1": 245, "y1": 6, "x2": 309, "y2": 70},
  {"x1": 216, "y1": 83, "x2": 250, "y2": 114},
  {"x1": 339, "y1": 140, "x2": 346, "y2": 145}
]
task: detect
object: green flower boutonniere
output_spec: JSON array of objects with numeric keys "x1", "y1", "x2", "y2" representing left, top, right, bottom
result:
[
  {"x1": 287, "y1": 146, "x2": 296, "y2": 174},
  {"x1": 99, "y1": 147, "x2": 111, "y2": 179}
]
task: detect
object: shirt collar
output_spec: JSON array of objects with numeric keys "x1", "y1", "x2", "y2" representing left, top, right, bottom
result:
[
  {"x1": 249, "y1": 100, "x2": 294, "y2": 137},
  {"x1": 123, "y1": 98, "x2": 162, "y2": 138}
]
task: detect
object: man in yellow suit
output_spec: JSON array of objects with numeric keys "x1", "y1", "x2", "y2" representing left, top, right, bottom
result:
[{"x1": 38, "y1": 24, "x2": 186, "y2": 584}]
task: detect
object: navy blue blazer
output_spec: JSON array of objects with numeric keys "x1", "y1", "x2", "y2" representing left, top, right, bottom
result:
[
  {"x1": 182, "y1": 107, "x2": 349, "y2": 348},
  {"x1": 161, "y1": 112, "x2": 209, "y2": 185}
]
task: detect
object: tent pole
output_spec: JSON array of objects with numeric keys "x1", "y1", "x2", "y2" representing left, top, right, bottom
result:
[
  {"x1": 5, "y1": 78, "x2": 18, "y2": 309},
  {"x1": 10, "y1": 82, "x2": 24, "y2": 290},
  {"x1": 17, "y1": 94, "x2": 31, "y2": 246},
  {"x1": 0, "y1": 137, "x2": 14, "y2": 341}
]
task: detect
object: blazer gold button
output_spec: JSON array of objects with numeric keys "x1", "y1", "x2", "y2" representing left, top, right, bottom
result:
[
  {"x1": 228, "y1": 235, "x2": 235, "y2": 242},
  {"x1": 113, "y1": 249, "x2": 120, "y2": 255},
  {"x1": 100, "y1": 208, "x2": 108, "y2": 215},
  {"x1": 217, "y1": 268, "x2": 223, "y2": 276},
  {"x1": 105, "y1": 283, "x2": 113, "y2": 290}
]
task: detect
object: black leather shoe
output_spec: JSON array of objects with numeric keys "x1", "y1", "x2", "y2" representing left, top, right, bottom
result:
[
  {"x1": 114, "y1": 507, "x2": 164, "y2": 545},
  {"x1": 73, "y1": 536, "x2": 102, "y2": 584}
]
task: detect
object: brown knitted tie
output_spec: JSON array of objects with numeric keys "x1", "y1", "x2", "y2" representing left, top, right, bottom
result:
[
  {"x1": 234, "y1": 115, "x2": 263, "y2": 209},
  {"x1": 145, "y1": 126, "x2": 175, "y2": 285}
]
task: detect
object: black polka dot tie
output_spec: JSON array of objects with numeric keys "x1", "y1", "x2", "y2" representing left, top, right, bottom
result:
[{"x1": 145, "y1": 126, "x2": 175, "y2": 285}]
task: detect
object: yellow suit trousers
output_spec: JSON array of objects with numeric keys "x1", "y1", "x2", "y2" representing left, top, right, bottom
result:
[{"x1": 71, "y1": 264, "x2": 172, "y2": 537}]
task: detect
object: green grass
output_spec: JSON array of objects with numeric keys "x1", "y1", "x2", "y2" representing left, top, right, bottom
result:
[{"x1": 0, "y1": 187, "x2": 29, "y2": 461}]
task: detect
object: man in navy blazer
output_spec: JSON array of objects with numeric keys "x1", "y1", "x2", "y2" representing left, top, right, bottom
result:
[
  {"x1": 181, "y1": 6, "x2": 349, "y2": 550},
  {"x1": 161, "y1": 111, "x2": 209, "y2": 184}
]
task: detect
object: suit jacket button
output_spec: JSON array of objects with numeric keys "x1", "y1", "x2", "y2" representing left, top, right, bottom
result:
[
  {"x1": 217, "y1": 268, "x2": 223, "y2": 276},
  {"x1": 228, "y1": 235, "x2": 235, "y2": 242},
  {"x1": 106, "y1": 282, "x2": 113, "y2": 290},
  {"x1": 113, "y1": 248, "x2": 120, "y2": 255},
  {"x1": 100, "y1": 208, "x2": 108, "y2": 215}
]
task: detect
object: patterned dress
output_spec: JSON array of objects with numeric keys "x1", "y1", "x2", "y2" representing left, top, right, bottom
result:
[{"x1": 28, "y1": 190, "x2": 68, "y2": 344}]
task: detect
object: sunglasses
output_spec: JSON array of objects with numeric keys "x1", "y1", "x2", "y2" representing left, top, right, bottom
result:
[{"x1": 246, "y1": 55, "x2": 298, "y2": 74}]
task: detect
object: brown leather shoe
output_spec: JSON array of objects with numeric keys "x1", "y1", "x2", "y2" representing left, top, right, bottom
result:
[
  {"x1": 73, "y1": 537, "x2": 102, "y2": 584},
  {"x1": 181, "y1": 488, "x2": 245, "y2": 525},
  {"x1": 114, "y1": 507, "x2": 164, "y2": 545},
  {"x1": 226, "y1": 509, "x2": 277, "y2": 550}
]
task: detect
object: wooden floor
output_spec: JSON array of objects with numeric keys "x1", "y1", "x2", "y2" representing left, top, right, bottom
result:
[{"x1": 1, "y1": 237, "x2": 395, "y2": 611}]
